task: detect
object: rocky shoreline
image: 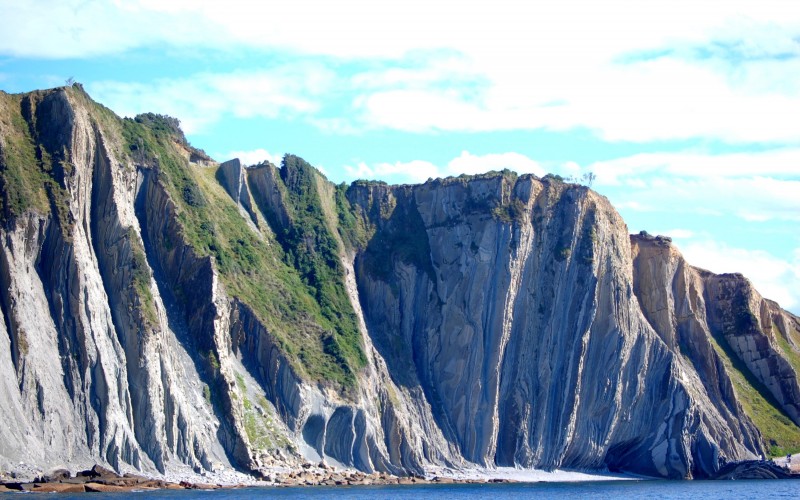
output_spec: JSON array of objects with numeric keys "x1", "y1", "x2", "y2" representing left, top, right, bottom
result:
[
  {"x1": 2, "y1": 459, "x2": 799, "y2": 494},
  {"x1": 0, "y1": 463, "x2": 517, "y2": 494},
  {"x1": 0, "y1": 465, "x2": 219, "y2": 494}
]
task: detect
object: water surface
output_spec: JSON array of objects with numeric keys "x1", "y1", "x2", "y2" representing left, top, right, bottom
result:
[{"x1": 6, "y1": 479, "x2": 798, "y2": 499}]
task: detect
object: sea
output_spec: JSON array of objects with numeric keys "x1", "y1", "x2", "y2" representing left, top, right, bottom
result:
[{"x1": 3, "y1": 480, "x2": 797, "y2": 499}]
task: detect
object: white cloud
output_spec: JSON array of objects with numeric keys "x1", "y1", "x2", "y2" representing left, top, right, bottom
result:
[
  {"x1": 344, "y1": 162, "x2": 378, "y2": 180},
  {"x1": 7, "y1": 1, "x2": 798, "y2": 62},
  {"x1": 223, "y1": 148, "x2": 283, "y2": 167},
  {"x1": 563, "y1": 149, "x2": 800, "y2": 224},
  {"x1": 614, "y1": 201, "x2": 653, "y2": 212},
  {"x1": 345, "y1": 160, "x2": 439, "y2": 184},
  {"x1": 627, "y1": 176, "x2": 799, "y2": 222},
  {"x1": 586, "y1": 149, "x2": 800, "y2": 186},
  {"x1": 448, "y1": 151, "x2": 545, "y2": 177},
  {"x1": 6, "y1": 1, "x2": 800, "y2": 142},
  {"x1": 350, "y1": 56, "x2": 481, "y2": 91},
  {"x1": 88, "y1": 66, "x2": 331, "y2": 133},
  {"x1": 352, "y1": 56, "x2": 800, "y2": 142},
  {"x1": 309, "y1": 118, "x2": 364, "y2": 136},
  {"x1": 344, "y1": 151, "x2": 544, "y2": 185},
  {"x1": 657, "y1": 229, "x2": 695, "y2": 239},
  {"x1": 678, "y1": 240, "x2": 800, "y2": 313}
]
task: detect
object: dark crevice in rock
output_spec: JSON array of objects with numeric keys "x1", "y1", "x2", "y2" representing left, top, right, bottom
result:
[
  {"x1": 88, "y1": 127, "x2": 164, "y2": 473},
  {"x1": 0, "y1": 240, "x2": 19, "y2": 373},
  {"x1": 134, "y1": 168, "x2": 248, "y2": 472}
]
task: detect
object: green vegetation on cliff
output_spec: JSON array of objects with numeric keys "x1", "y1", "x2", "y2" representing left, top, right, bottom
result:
[
  {"x1": 707, "y1": 330, "x2": 800, "y2": 457},
  {"x1": 266, "y1": 155, "x2": 366, "y2": 378},
  {"x1": 775, "y1": 321, "x2": 800, "y2": 384},
  {"x1": 128, "y1": 227, "x2": 158, "y2": 327},
  {"x1": 115, "y1": 114, "x2": 364, "y2": 388},
  {"x1": 0, "y1": 92, "x2": 48, "y2": 223},
  {"x1": 0, "y1": 91, "x2": 71, "y2": 235},
  {"x1": 334, "y1": 182, "x2": 368, "y2": 251},
  {"x1": 492, "y1": 199, "x2": 526, "y2": 224}
]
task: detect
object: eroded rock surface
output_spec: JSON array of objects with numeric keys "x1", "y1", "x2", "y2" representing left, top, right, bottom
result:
[{"x1": 0, "y1": 86, "x2": 798, "y2": 481}]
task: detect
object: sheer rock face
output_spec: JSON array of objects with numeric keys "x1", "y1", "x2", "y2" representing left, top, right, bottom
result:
[
  {"x1": 217, "y1": 158, "x2": 260, "y2": 230},
  {"x1": 0, "y1": 87, "x2": 797, "y2": 480},
  {"x1": 348, "y1": 177, "x2": 765, "y2": 478},
  {"x1": 0, "y1": 89, "x2": 224, "y2": 475},
  {"x1": 631, "y1": 235, "x2": 800, "y2": 428}
]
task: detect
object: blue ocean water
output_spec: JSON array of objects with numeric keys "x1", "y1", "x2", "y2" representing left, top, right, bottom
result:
[{"x1": 5, "y1": 480, "x2": 797, "y2": 499}]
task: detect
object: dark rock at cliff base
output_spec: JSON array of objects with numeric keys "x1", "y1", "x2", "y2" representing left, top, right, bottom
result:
[
  {"x1": 32, "y1": 483, "x2": 87, "y2": 493},
  {"x1": 711, "y1": 460, "x2": 798, "y2": 480},
  {"x1": 77, "y1": 464, "x2": 120, "y2": 480},
  {"x1": 39, "y1": 468, "x2": 71, "y2": 482}
]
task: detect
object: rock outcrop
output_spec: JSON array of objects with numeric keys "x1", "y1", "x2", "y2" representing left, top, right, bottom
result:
[
  {"x1": 711, "y1": 460, "x2": 799, "y2": 480},
  {"x1": 632, "y1": 233, "x2": 800, "y2": 429},
  {"x1": 348, "y1": 175, "x2": 768, "y2": 478},
  {"x1": 217, "y1": 158, "x2": 260, "y2": 230},
  {"x1": 0, "y1": 86, "x2": 798, "y2": 481},
  {"x1": 0, "y1": 88, "x2": 222, "y2": 476}
]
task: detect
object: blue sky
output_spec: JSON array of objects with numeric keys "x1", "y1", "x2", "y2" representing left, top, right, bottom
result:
[{"x1": 1, "y1": 1, "x2": 798, "y2": 312}]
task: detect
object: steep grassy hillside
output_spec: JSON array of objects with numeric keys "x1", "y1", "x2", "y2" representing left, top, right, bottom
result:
[
  {"x1": 707, "y1": 326, "x2": 800, "y2": 457},
  {"x1": 28, "y1": 86, "x2": 365, "y2": 390},
  {"x1": 0, "y1": 91, "x2": 71, "y2": 234},
  {"x1": 115, "y1": 115, "x2": 365, "y2": 388}
]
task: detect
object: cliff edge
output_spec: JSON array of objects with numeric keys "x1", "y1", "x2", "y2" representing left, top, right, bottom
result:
[{"x1": 0, "y1": 86, "x2": 798, "y2": 480}]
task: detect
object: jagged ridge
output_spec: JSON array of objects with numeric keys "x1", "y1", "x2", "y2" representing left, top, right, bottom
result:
[{"x1": 0, "y1": 86, "x2": 798, "y2": 480}]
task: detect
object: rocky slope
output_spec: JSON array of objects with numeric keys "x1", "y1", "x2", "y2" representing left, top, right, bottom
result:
[{"x1": 0, "y1": 85, "x2": 798, "y2": 480}]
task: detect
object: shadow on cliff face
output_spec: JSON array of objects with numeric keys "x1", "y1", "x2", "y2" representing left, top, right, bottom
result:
[
  {"x1": 356, "y1": 188, "x2": 434, "y2": 390},
  {"x1": 353, "y1": 186, "x2": 467, "y2": 452},
  {"x1": 134, "y1": 169, "x2": 240, "y2": 472}
]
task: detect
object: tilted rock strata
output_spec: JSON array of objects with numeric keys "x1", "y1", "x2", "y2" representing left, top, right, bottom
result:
[
  {"x1": 0, "y1": 86, "x2": 798, "y2": 480},
  {"x1": 632, "y1": 233, "x2": 800, "y2": 429},
  {"x1": 0, "y1": 89, "x2": 222, "y2": 475},
  {"x1": 349, "y1": 176, "x2": 764, "y2": 478}
]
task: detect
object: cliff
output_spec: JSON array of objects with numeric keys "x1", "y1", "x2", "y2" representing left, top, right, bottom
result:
[{"x1": 0, "y1": 86, "x2": 798, "y2": 480}]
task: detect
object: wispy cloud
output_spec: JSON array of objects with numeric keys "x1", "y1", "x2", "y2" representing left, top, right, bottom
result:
[
  {"x1": 449, "y1": 151, "x2": 545, "y2": 177},
  {"x1": 344, "y1": 150, "x2": 545, "y2": 184},
  {"x1": 563, "y1": 149, "x2": 800, "y2": 223},
  {"x1": 351, "y1": 55, "x2": 800, "y2": 142},
  {"x1": 584, "y1": 149, "x2": 800, "y2": 185},
  {"x1": 6, "y1": 1, "x2": 800, "y2": 143},
  {"x1": 344, "y1": 160, "x2": 438, "y2": 184},
  {"x1": 7, "y1": 2, "x2": 797, "y2": 62},
  {"x1": 678, "y1": 240, "x2": 800, "y2": 313},
  {"x1": 88, "y1": 65, "x2": 333, "y2": 133},
  {"x1": 221, "y1": 148, "x2": 283, "y2": 167}
]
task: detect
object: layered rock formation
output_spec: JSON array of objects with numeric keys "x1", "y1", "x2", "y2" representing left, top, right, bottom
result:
[{"x1": 0, "y1": 86, "x2": 798, "y2": 480}]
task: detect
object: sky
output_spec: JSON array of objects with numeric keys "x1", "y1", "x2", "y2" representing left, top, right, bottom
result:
[{"x1": 0, "y1": 0, "x2": 798, "y2": 313}]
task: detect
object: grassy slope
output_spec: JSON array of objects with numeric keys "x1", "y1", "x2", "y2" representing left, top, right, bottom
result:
[
  {"x1": 267, "y1": 155, "x2": 366, "y2": 380},
  {"x1": 0, "y1": 92, "x2": 48, "y2": 222},
  {"x1": 235, "y1": 372, "x2": 291, "y2": 452},
  {"x1": 706, "y1": 331, "x2": 800, "y2": 457},
  {"x1": 0, "y1": 91, "x2": 71, "y2": 233},
  {"x1": 108, "y1": 109, "x2": 363, "y2": 388},
  {"x1": 775, "y1": 319, "x2": 800, "y2": 381}
]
